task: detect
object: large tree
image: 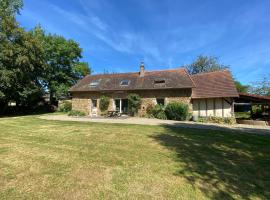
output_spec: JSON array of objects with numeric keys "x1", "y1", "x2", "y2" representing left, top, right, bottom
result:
[
  {"x1": 73, "y1": 62, "x2": 92, "y2": 78},
  {"x1": 0, "y1": 0, "x2": 45, "y2": 112},
  {"x1": 31, "y1": 26, "x2": 83, "y2": 103},
  {"x1": 186, "y1": 55, "x2": 229, "y2": 75}
]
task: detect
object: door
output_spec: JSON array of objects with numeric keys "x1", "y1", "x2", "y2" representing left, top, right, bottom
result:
[
  {"x1": 114, "y1": 99, "x2": 128, "y2": 113},
  {"x1": 91, "y1": 99, "x2": 97, "y2": 116},
  {"x1": 121, "y1": 99, "x2": 128, "y2": 113},
  {"x1": 114, "y1": 99, "x2": 120, "y2": 112}
]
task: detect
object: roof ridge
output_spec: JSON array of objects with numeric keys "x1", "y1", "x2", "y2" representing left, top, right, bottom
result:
[
  {"x1": 88, "y1": 67, "x2": 185, "y2": 77},
  {"x1": 183, "y1": 67, "x2": 197, "y2": 87}
]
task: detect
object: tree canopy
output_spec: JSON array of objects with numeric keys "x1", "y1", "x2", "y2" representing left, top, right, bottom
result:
[
  {"x1": 0, "y1": 0, "x2": 45, "y2": 111},
  {"x1": 249, "y1": 74, "x2": 270, "y2": 96},
  {"x1": 234, "y1": 81, "x2": 249, "y2": 93},
  {"x1": 186, "y1": 55, "x2": 229, "y2": 75},
  {"x1": 0, "y1": 0, "x2": 90, "y2": 113}
]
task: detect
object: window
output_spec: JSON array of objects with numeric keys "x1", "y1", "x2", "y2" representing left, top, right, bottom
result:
[
  {"x1": 154, "y1": 79, "x2": 165, "y2": 84},
  {"x1": 90, "y1": 80, "x2": 100, "y2": 87},
  {"x1": 120, "y1": 79, "x2": 130, "y2": 86},
  {"x1": 156, "y1": 98, "x2": 165, "y2": 106}
]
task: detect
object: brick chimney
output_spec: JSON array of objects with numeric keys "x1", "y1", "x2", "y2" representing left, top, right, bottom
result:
[{"x1": 139, "y1": 62, "x2": 145, "y2": 77}]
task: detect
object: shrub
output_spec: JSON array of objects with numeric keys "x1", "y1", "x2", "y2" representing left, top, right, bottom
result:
[
  {"x1": 58, "y1": 101, "x2": 72, "y2": 112},
  {"x1": 99, "y1": 96, "x2": 110, "y2": 112},
  {"x1": 165, "y1": 102, "x2": 189, "y2": 121},
  {"x1": 252, "y1": 105, "x2": 263, "y2": 118},
  {"x1": 146, "y1": 104, "x2": 167, "y2": 119},
  {"x1": 127, "y1": 93, "x2": 141, "y2": 116},
  {"x1": 151, "y1": 104, "x2": 167, "y2": 119},
  {"x1": 68, "y1": 110, "x2": 86, "y2": 117},
  {"x1": 198, "y1": 116, "x2": 236, "y2": 125}
]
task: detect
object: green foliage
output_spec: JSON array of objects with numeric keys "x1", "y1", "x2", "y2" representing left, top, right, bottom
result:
[
  {"x1": 68, "y1": 110, "x2": 86, "y2": 117},
  {"x1": 31, "y1": 26, "x2": 82, "y2": 104},
  {"x1": 252, "y1": 105, "x2": 263, "y2": 118},
  {"x1": 0, "y1": 0, "x2": 23, "y2": 17},
  {"x1": 99, "y1": 96, "x2": 110, "y2": 112},
  {"x1": 198, "y1": 116, "x2": 236, "y2": 125},
  {"x1": 186, "y1": 55, "x2": 228, "y2": 75},
  {"x1": 0, "y1": 0, "x2": 86, "y2": 114},
  {"x1": 73, "y1": 62, "x2": 91, "y2": 78},
  {"x1": 127, "y1": 93, "x2": 141, "y2": 116},
  {"x1": 147, "y1": 104, "x2": 167, "y2": 120},
  {"x1": 234, "y1": 81, "x2": 249, "y2": 93},
  {"x1": 165, "y1": 102, "x2": 190, "y2": 121},
  {"x1": 58, "y1": 101, "x2": 72, "y2": 112},
  {"x1": 0, "y1": 11, "x2": 45, "y2": 111},
  {"x1": 234, "y1": 112, "x2": 251, "y2": 119}
]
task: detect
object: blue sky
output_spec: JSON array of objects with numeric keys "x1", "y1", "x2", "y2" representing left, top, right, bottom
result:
[{"x1": 17, "y1": 0, "x2": 270, "y2": 84}]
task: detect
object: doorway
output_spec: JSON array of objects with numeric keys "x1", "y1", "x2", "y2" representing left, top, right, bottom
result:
[
  {"x1": 91, "y1": 99, "x2": 97, "y2": 116},
  {"x1": 114, "y1": 99, "x2": 128, "y2": 114}
]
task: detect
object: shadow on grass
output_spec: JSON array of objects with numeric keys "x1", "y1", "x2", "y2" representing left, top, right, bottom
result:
[{"x1": 151, "y1": 125, "x2": 270, "y2": 199}]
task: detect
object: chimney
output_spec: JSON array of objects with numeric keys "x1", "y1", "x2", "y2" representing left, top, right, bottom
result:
[{"x1": 139, "y1": 62, "x2": 145, "y2": 77}]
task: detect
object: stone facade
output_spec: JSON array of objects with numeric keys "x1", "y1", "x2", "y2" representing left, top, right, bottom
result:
[{"x1": 71, "y1": 89, "x2": 192, "y2": 116}]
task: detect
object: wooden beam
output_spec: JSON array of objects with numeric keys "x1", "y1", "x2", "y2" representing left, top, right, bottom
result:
[
  {"x1": 222, "y1": 99, "x2": 224, "y2": 117},
  {"x1": 213, "y1": 98, "x2": 216, "y2": 116},
  {"x1": 205, "y1": 99, "x2": 208, "y2": 117}
]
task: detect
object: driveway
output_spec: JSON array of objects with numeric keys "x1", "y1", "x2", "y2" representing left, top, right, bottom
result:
[{"x1": 39, "y1": 114, "x2": 270, "y2": 135}]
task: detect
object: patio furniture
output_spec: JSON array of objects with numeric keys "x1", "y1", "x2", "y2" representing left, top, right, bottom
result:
[{"x1": 107, "y1": 111, "x2": 122, "y2": 117}]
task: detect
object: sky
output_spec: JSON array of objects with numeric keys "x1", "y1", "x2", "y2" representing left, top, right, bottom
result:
[{"x1": 17, "y1": 0, "x2": 270, "y2": 84}]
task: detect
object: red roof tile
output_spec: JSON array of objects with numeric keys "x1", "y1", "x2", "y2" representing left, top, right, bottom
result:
[{"x1": 191, "y1": 70, "x2": 239, "y2": 98}]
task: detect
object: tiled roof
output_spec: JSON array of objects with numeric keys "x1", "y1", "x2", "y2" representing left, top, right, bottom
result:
[
  {"x1": 191, "y1": 70, "x2": 239, "y2": 98},
  {"x1": 70, "y1": 68, "x2": 195, "y2": 92},
  {"x1": 239, "y1": 93, "x2": 270, "y2": 100}
]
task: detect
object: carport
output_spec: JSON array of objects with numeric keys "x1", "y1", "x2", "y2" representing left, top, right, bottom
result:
[{"x1": 234, "y1": 93, "x2": 270, "y2": 124}]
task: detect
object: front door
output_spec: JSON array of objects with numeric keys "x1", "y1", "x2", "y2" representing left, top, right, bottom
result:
[{"x1": 91, "y1": 99, "x2": 97, "y2": 116}]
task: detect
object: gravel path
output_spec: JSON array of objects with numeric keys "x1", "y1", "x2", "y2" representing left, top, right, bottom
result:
[{"x1": 39, "y1": 114, "x2": 270, "y2": 135}]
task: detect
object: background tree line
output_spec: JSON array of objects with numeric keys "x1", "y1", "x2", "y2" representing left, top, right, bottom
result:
[
  {"x1": 0, "y1": 0, "x2": 91, "y2": 114},
  {"x1": 185, "y1": 55, "x2": 269, "y2": 96}
]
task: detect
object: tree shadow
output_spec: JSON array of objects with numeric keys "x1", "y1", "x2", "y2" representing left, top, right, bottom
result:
[{"x1": 151, "y1": 125, "x2": 270, "y2": 199}]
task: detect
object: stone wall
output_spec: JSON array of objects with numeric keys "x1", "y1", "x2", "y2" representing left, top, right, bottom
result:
[{"x1": 71, "y1": 89, "x2": 192, "y2": 116}]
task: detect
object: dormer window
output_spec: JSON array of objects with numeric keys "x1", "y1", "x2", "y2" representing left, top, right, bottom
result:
[
  {"x1": 154, "y1": 79, "x2": 165, "y2": 84},
  {"x1": 120, "y1": 79, "x2": 130, "y2": 86},
  {"x1": 90, "y1": 80, "x2": 100, "y2": 87}
]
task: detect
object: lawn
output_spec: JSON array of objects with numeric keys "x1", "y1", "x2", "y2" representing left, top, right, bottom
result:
[{"x1": 0, "y1": 116, "x2": 270, "y2": 199}]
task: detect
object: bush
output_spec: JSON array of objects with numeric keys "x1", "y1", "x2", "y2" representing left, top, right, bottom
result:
[
  {"x1": 165, "y1": 102, "x2": 189, "y2": 121},
  {"x1": 198, "y1": 116, "x2": 236, "y2": 125},
  {"x1": 127, "y1": 93, "x2": 141, "y2": 116},
  {"x1": 146, "y1": 104, "x2": 167, "y2": 120},
  {"x1": 99, "y1": 96, "x2": 110, "y2": 112},
  {"x1": 58, "y1": 101, "x2": 72, "y2": 112},
  {"x1": 68, "y1": 110, "x2": 86, "y2": 117}
]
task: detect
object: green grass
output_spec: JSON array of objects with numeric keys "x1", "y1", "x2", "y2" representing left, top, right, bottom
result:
[
  {"x1": 0, "y1": 115, "x2": 270, "y2": 199},
  {"x1": 235, "y1": 112, "x2": 251, "y2": 119}
]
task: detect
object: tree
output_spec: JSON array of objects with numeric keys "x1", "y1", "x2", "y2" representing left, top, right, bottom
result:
[
  {"x1": 0, "y1": 0, "x2": 45, "y2": 112},
  {"x1": 73, "y1": 62, "x2": 91, "y2": 78},
  {"x1": 186, "y1": 55, "x2": 229, "y2": 75},
  {"x1": 0, "y1": 0, "x2": 23, "y2": 16},
  {"x1": 249, "y1": 74, "x2": 270, "y2": 96},
  {"x1": 31, "y1": 26, "x2": 82, "y2": 104},
  {"x1": 234, "y1": 81, "x2": 249, "y2": 93},
  {"x1": 99, "y1": 95, "x2": 110, "y2": 112},
  {"x1": 127, "y1": 93, "x2": 141, "y2": 116}
]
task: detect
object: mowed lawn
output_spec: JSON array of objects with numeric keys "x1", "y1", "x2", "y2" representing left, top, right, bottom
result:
[{"x1": 0, "y1": 116, "x2": 270, "y2": 200}]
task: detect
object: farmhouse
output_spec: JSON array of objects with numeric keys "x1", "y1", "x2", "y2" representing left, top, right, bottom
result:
[{"x1": 69, "y1": 63, "x2": 239, "y2": 118}]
